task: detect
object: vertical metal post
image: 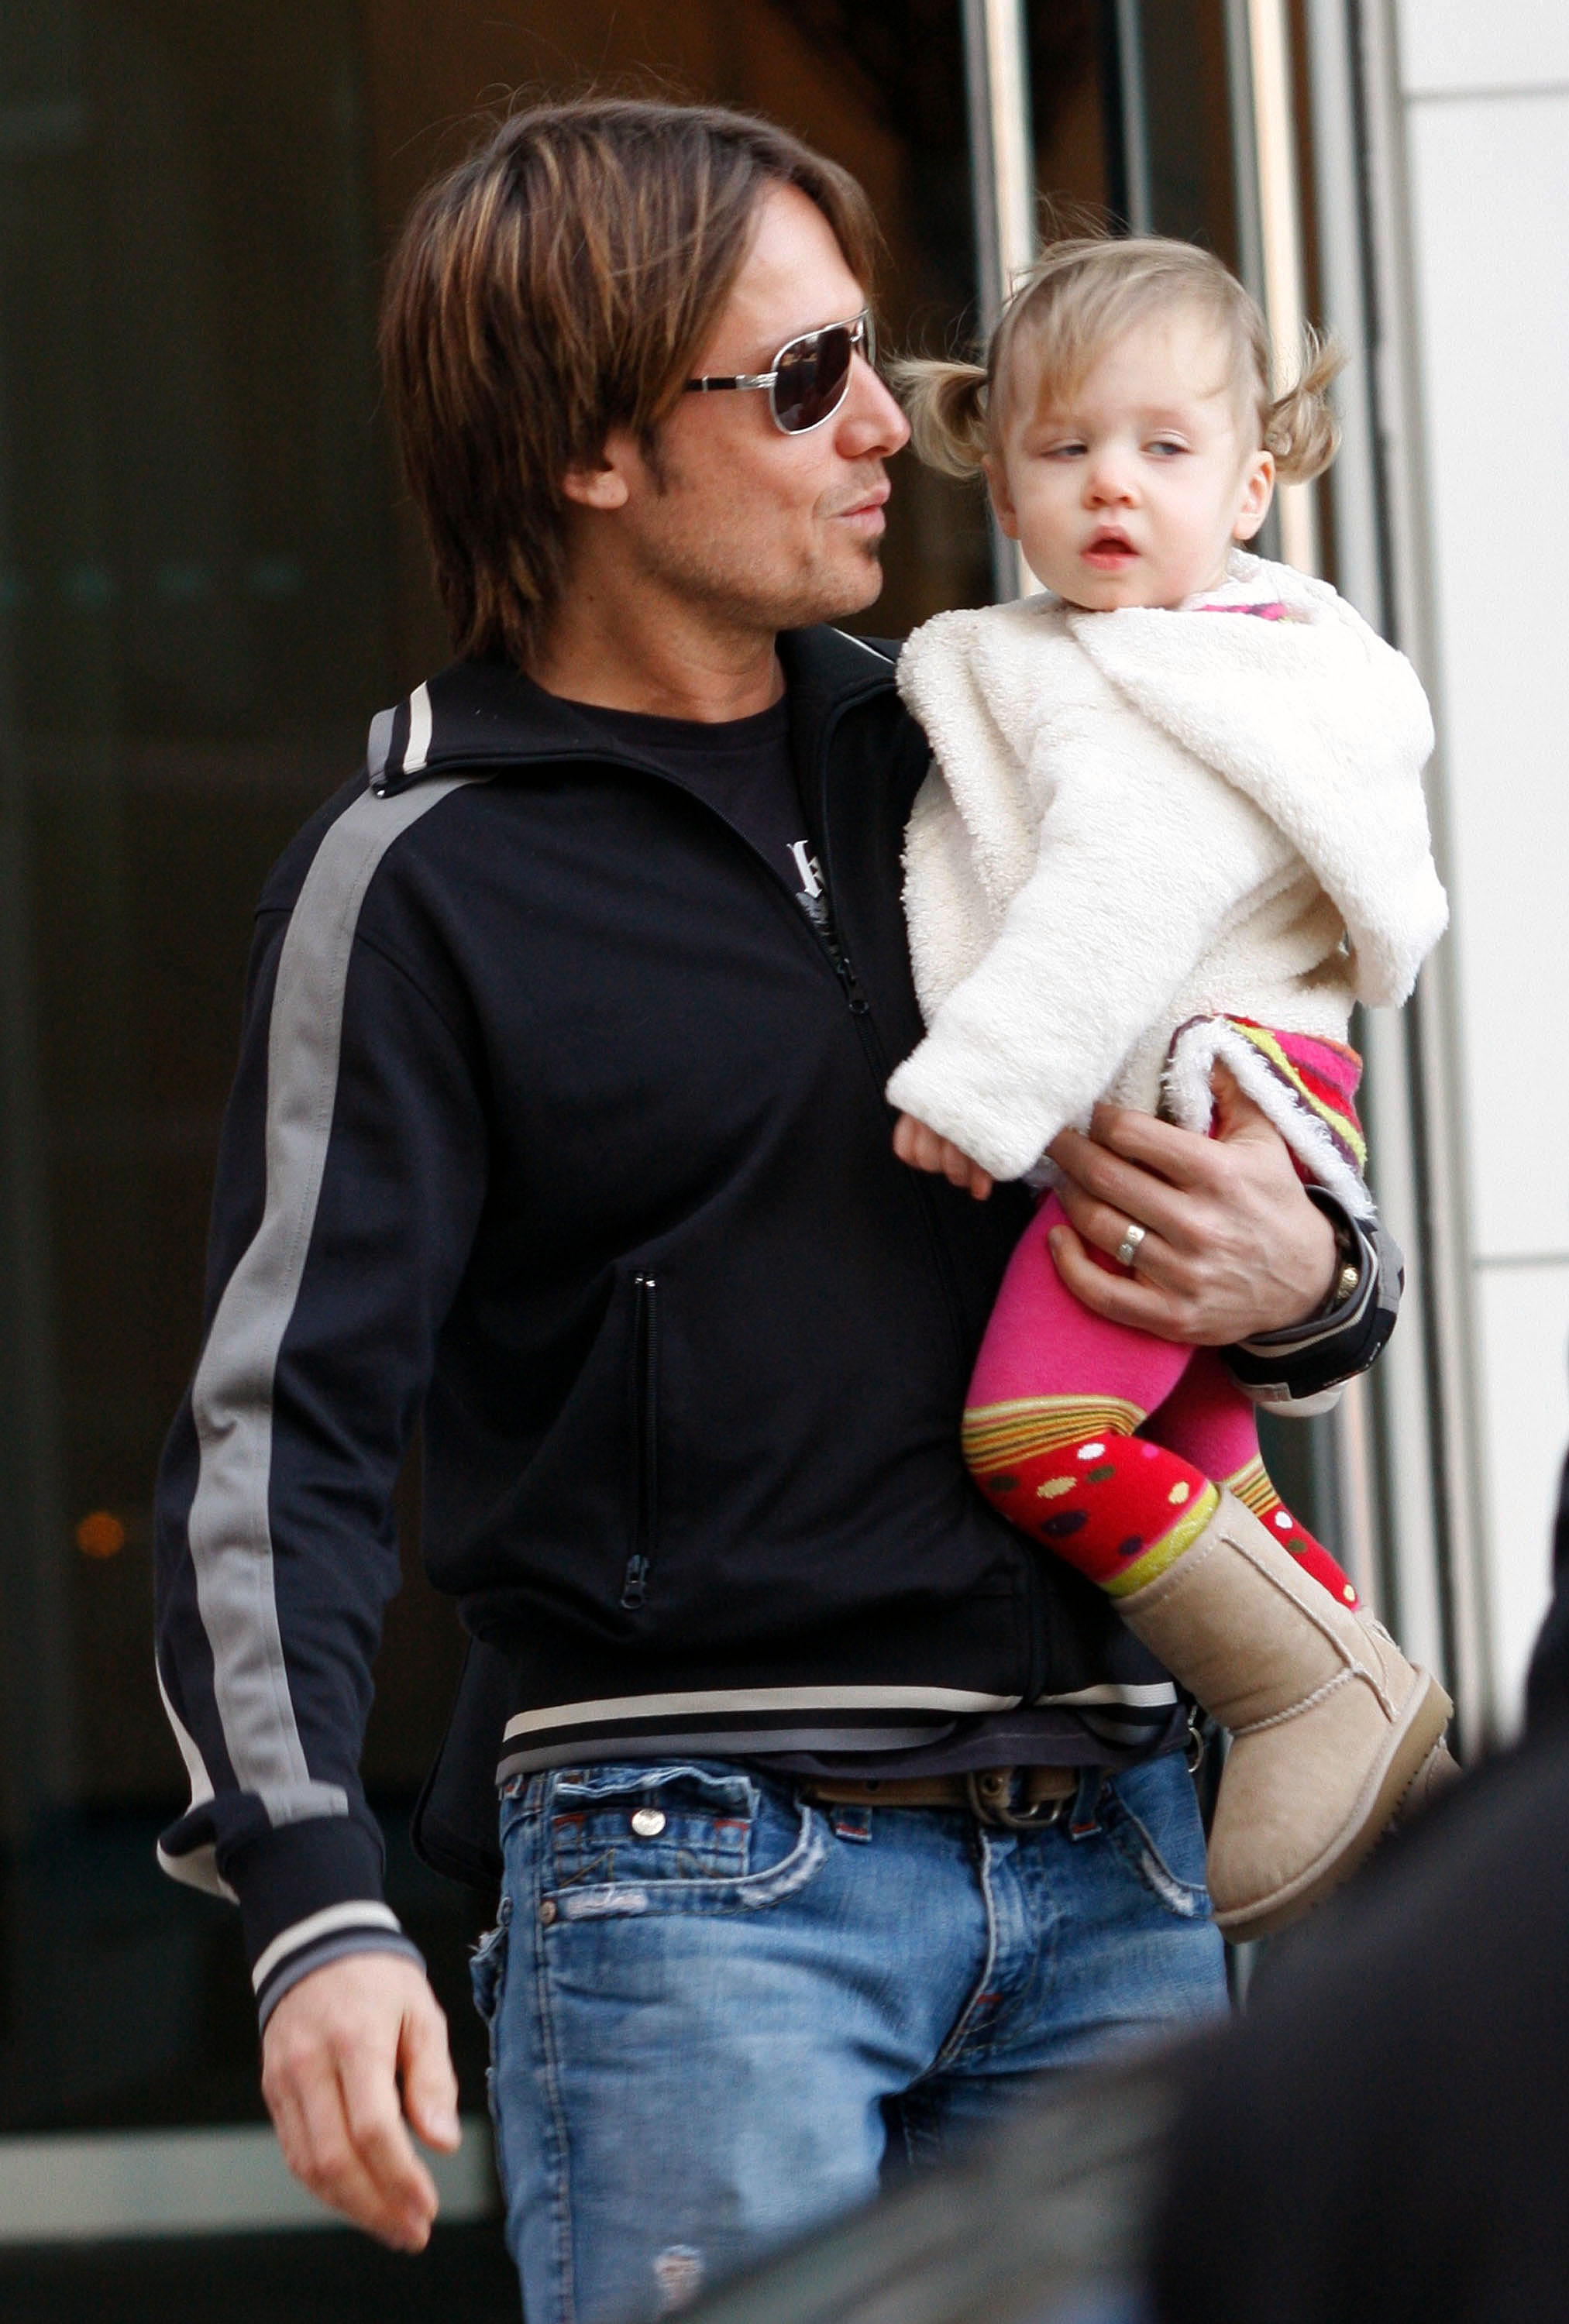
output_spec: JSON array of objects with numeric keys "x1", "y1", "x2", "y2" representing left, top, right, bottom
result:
[
  {"x1": 1112, "y1": 0, "x2": 1153, "y2": 232},
  {"x1": 962, "y1": 0, "x2": 1037, "y2": 600},
  {"x1": 1347, "y1": 0, "x2": 1494, "y2": 1747},
  {"x1": 1240, "y1": 0, "x2": 1321, "y2": 574},
  {"x1": 1298, "y1": 0, "x2": 1445, "y2": 1673},
  {"x1": 1226, "y1": 2, "x2": 1398, "y2": 1627}
]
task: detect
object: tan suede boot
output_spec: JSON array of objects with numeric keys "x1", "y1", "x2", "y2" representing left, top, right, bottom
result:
[
  {"x1": 1394, "y1": 1738, "x2": 1464, "y2": 1826},
  {"x1": 1115, "y1": 1489, "x2": 1453, "y2": 1941}
]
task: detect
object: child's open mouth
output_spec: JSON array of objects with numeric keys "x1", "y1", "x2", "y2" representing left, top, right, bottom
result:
[{"x1": 1082, "y1": 531, "x2": 1137, "y2": 569}]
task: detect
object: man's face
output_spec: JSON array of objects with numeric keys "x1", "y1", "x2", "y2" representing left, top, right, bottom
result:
[{"x1": 600, "y1": 183, "x2": 910, "y2": 635}]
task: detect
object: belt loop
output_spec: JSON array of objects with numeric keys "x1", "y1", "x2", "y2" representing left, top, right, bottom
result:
[
  {"x1": 1068, "y1": 1769, "x2": 1104, "y2": 1839},
  {"x1": 828, "y1": 1803, "x2": 872, "y2": 1843}
]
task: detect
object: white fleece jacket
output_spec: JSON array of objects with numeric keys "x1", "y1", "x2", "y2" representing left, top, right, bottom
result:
[{"x1": 885, "y1": 552, "x2": 1447, "y2": 1189}]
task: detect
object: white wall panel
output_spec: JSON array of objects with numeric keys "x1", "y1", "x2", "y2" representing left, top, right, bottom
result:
[
  {"x1": 1393, "y1": 6, "x2": 1569, "y2": 1732},
  {"x1": 1396, "y1": 1, "x2": 1569, "y2": 96},
  {"x1": 1404, "y1": 92, "x2": 1569, "y2": 1264},
  {"x1": 1472, "y1": 1266, "x2": 1569, "y2": 1727}
]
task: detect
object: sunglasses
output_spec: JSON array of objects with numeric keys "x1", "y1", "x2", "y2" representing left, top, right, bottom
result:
[{"x1": 685, "y1": 310, "x2": 876, "y2": 436}]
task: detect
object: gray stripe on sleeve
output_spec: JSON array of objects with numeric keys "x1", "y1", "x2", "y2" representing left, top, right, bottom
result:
[{"x1": 187, "y1": 774, "x2": 480, "y2": 1827}]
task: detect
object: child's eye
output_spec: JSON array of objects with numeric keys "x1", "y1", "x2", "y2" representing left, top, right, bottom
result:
[
  {"x1": 1044, "y1": 441, "x2": 1086, "y2": 460},
  {"x1": 1146, "y1": 438, "x2": 1188, "y2": 457}
]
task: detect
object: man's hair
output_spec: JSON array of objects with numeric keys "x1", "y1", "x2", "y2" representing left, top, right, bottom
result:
[
  {"x1": 380, "y1": 97, "x2": 879, "y2": 665},
  {"x1": 899, "y1": 233, "x2": 1342, "y2": 486}
]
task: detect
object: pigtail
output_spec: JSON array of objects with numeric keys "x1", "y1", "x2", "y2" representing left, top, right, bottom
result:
[
  {"x1": 1266, "y1": 325, "x2": 1347, "y2": 483},
  {"x1": 891, "y1": 356, "x2": 992, "y2": 479}
]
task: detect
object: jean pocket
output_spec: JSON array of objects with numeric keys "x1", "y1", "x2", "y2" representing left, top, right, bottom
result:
[
  {"x1": 548, "y1": 1762, "x2": 759, "y2": 1888},
  {"x1": 1100, "y1": 1758, "x2": 1211, "y2": 1920},
  {"x1": 542, "y1": 1762, "x2": 828, "y2": 1922}
]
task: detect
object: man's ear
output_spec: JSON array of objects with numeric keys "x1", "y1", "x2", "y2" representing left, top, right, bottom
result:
[
  {"x1": 561, "y1": 428, "x2": 640, "y2": 512},
  {"x1": 982, "y1": 453, "x2": 1020, "y2": 542},
  {"x1": 1232, "y1": 447, "x2": 1276, "y2": 543}
]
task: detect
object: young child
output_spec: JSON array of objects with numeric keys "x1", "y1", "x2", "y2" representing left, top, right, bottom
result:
[{"x1": 887, "y1": 235, "x2": 1453, "y2": 1940}]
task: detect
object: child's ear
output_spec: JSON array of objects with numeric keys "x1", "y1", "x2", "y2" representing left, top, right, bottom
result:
[
  {"x1": 1232, "y1": 447, "x2": 1276, "y2": 543},
  {"x1": 982, "y1": 454, "x2": 1021, "y2": 541}
]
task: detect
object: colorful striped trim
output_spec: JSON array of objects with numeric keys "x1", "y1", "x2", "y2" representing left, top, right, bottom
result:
[
  {"x1": 962, "y1": 1394, "x2": 1144, "y2": 1477},
  {"x1": 1103, "y1": 1481, "x2": 1221, "y2": 1598},
  {"x1": 1171, "y1": 1016, "x2": 1367, "y2": 1181},
  {"x1": 1224, "y1": 1452, "x2": 1276, "y2": 1521}
]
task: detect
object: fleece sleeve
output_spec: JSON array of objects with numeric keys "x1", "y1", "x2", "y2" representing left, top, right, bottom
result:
[
  {"x1": 152, "y1": 782, "x2": 488, "y2": 2027},
  {"x1": 886, "y1": 727, "x2": 1289, "y2": 1181}
]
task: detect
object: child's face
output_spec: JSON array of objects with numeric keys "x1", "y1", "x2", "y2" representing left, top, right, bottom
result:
[{"x1": 985, "y1": 308, "x2": 1275, "y2": 609}]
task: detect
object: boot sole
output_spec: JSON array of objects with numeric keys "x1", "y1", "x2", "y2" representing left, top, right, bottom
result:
[{"x1": 1213, "y1": 1668, "x2": 1454, "y2": 1943}]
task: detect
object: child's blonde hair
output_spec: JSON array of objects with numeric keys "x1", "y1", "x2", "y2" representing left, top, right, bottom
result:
[{"x1": 900, "y1": 234, "x2": 1343, "y2": 487}]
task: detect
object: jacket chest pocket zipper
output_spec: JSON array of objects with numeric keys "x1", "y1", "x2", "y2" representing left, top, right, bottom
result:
[{"x1": 622, "y1": 1274, "x2": 659, "y2": 1610}]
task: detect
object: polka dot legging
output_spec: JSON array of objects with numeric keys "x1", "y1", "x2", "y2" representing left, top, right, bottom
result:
[{"x1": 962, "y1": 1195, "x2": 1359, "y2": 1607}]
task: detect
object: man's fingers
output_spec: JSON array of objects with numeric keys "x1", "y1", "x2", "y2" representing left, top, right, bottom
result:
[
  {"x1": 339, "y1": 2047, "x2": 442, "y2": 2247},
  {"x1": 277, "y1": 2040, "x2": 425, "y2": 2250},
  {"x1": 1048, "y1": 1129, "x2": 1199, "y2": 1247},
  {"x1": 400, "y1": 1989, "x2": 462, "y2": 2153},
  {"x1": 1048, "y1": 1222, "x2": 1194, "y2": 1342},
  {"x1": 1078, "y1": 1105, "x2": 1220, "y2": 1189},
  {"x1": 1051, "y1": 1160, "x2": 1195, "y2": 1271},
  {"x1": 1050, "y1": 1178, "x2": 1180, "y2": 1285}
]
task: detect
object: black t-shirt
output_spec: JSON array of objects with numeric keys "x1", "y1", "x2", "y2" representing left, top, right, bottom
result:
[
  {"x1": 518, "y1": 681, "x2": 828, "y2": 921},
  {"x1": 514, "y1": 676, "x2": 1185, "y2": 1779}
]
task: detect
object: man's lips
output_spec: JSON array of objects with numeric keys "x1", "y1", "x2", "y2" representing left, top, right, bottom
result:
[{"x1": 831, "y1": 483, "x2": 889, "y2": 526}]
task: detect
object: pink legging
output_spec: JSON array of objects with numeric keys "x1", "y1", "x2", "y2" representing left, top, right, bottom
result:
[{"x1": 965, "y1": 1195, "x2": 1356, "y2": 1605}]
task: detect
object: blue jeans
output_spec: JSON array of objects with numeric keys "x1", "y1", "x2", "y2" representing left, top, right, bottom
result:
[{"x1": 473, "y1": 1755, "x2": 1225, "y2": 2324}]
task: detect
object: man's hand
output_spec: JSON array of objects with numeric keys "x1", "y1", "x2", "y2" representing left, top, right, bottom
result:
[
  {"x1": 260, "y1": 1952, "x2": 461, "y2": 2253},
  {"x1": 893, "y1": 1112, "x2": 994, "y2": 1200},
  {"x1": 1045, "y1": 1067, "x2": 1337, "y2": 1345}
]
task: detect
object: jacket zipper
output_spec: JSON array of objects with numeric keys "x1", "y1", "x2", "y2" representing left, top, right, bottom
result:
[
  {"x1": 621, "y1": 1273, "x2": 659, "y2": 1610},
  {"x1": 809, "y1": 704, "x2": 971, "y2": 1374},
  {"x1": 395, "y1": 700, "x2": 971, "y2": 1384}
]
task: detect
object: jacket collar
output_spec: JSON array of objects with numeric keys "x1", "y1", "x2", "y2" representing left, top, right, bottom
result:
[{"x1": 366, "y1": 626, "x2": 901, "y2": 796}]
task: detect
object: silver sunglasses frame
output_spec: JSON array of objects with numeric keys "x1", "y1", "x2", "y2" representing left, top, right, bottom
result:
[{"x1": 685, "y1": 310, "x2": 876, "y2": 435}]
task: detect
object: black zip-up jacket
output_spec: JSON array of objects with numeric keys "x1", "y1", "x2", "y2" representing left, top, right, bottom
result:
[{"x1": 153, "y1": 627, "x2": 1397, "y2": 2023}]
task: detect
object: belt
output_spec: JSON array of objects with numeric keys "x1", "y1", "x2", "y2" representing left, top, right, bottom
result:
[{"x1": 801, "y1": 1765, "x2": 1081, "y2": 1831}]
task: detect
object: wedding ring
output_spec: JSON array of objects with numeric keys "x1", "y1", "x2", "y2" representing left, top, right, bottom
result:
[{"x1": 1115, "y1": 1222, "x2": 1147, "y2": 1270}]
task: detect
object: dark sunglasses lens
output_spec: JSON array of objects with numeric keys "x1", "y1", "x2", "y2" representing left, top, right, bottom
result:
[{"x1": 773, "y1": 325, "x2": 853, "y2": 431}]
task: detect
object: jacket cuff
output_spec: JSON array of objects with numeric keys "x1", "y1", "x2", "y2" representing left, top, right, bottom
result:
[
  {"x1": 219, "y1": 1813, "x2": 418, "y2": 2030},
  {"x1": 884, "y1": 1043, "x2": 1054, "y2": 1184},
  {"x1": 1224, "y1": 1194, "x2": 1404, "y2": 1410}
]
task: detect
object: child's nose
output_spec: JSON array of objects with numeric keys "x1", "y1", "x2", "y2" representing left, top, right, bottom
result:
[{"x1": 1085, "y1": 456, "x2": 1136, "y2": 504}]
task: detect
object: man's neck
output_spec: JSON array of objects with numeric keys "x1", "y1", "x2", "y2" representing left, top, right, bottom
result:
[{"x1": 526, "y1": 577, "x2": 784, "y2": 724}]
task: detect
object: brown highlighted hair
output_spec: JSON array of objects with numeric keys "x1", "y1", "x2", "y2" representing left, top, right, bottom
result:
[
  {"x1": 900, "y1": 234, "x2": 1342, "y2": 488},
  {"x1": 380, "y1": 98, "x2": 879, "y2": 665}
]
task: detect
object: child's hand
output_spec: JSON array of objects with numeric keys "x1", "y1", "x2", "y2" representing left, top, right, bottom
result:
[{"x1": 892, "y1": 1112, "x2": 994, "y2": 1200}]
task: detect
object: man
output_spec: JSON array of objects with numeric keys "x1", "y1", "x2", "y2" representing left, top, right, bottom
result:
[{"x1": 153, "y1": 99, "x2": 1398, "y2": 2320}]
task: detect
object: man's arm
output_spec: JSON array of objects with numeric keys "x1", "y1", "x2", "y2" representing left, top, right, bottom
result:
[{"x1": 154, "y1": 795, "x2": 488, "y2": 2243}]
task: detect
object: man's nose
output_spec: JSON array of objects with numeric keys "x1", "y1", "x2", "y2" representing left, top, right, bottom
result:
[{"x1": 836, "y1": 356, "x2": 910, "y2": 459}]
